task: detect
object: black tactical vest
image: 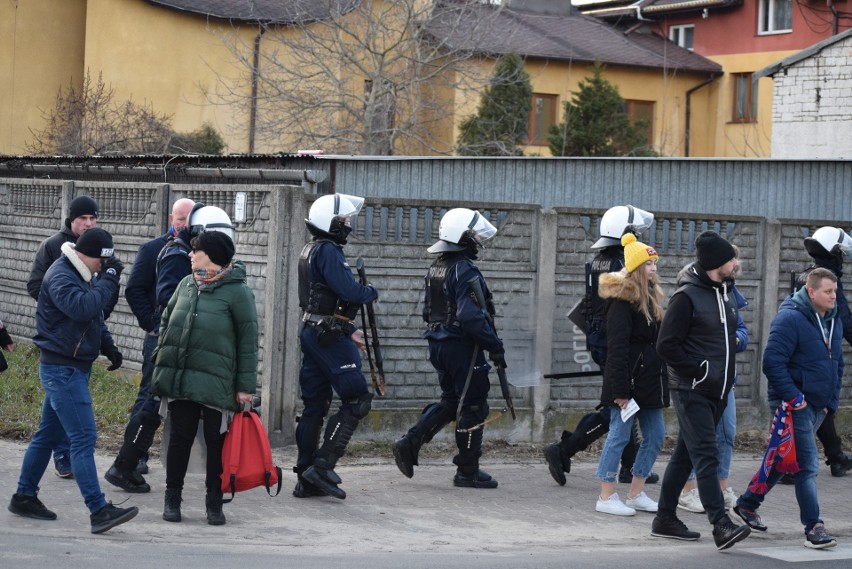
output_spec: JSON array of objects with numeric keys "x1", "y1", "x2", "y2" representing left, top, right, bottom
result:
[
  {"x1": 298, "y1": 240, "x2": 340, "y2": 315},
  {"x1": 426, "y1": 255, "x2": 460, "y2": 326}
]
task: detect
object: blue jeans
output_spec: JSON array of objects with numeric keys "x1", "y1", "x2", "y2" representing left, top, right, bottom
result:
[
  {"x1": 596, "y1": 406, "x2": 665, "y2": 482},
  {"x1": 738, "y1": 401, "x2": 825, "y2": 531},
  {"x1": 687, "y1": 387, "x2": 736, "y2": 481},
  {"x1": 130, "y1": 332, "x2": 158, "y2": 418},
  {"x1": 17, "y1": 364, "x2": 107, "y2": 513}
]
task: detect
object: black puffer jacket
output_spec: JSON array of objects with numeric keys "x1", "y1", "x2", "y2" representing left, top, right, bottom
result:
[
  {"x1": 598, "y1": 270, "x2": 668, "y2": 409},
  {"x1": 657, "y1": 263, "x2": 738, "y2": 401}
]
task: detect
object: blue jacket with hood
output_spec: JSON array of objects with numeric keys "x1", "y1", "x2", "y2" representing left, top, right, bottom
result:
[{"x1": 764, "y1": 286, "x2": 844, "y2": 412}]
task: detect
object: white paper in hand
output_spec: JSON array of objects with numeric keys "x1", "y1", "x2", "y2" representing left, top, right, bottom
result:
[{"x1": 620, "y1": 399, "x2": 640, "y2": 422}]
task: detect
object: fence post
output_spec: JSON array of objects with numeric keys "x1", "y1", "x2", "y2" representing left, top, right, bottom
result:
[{"x1": 532, "y1": 208, "x2": 558, "y2": 442}]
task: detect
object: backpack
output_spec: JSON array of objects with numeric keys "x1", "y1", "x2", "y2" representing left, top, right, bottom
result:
[{"x1": 220, "y1": 406, "x2": 282, "y2": 502}]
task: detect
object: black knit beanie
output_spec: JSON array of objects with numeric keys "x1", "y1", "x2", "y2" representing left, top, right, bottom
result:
[
  {"x1": 192, "y1": 231, "x2": 235, "y2": 267},
  {"x1": 68, "y1": 195, "x2": 99, "y2": 222},
  {"x1": 75, "y1": 228, "x2": 114, "y2": 259},
  {"x1": 695, "y1": 231, "x2": 736, "y2": 271}
]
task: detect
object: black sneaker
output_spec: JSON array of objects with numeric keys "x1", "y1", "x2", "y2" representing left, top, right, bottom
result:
[
  {"x1": 804, "y1": 523, "x2": 837, "y2": 549},
  {"x1": 646, "y1": 472, "x2": 660, "y2": 484},
  {"x1": 8, "y1": 493, "x2": 57, "y2": 520},
  {"x1": 651, "y1": 513, "x2": 700, "y2": 541},
  {"x1": 619, "y1": 469, "x2": 659, "y2": 484},
  {"x1": 90, "y1": 503, "x2": 138, "y2": 534},
  {"x1": 453, "y1": 469, "x2": 498, "y2": 489},
  {"x1": 829, "y1": 461, "x2": 848, "y2": 477},
  {"x1": 292, "y1": 477, "x2": 327, "y2": 498},
  {"x1": 105, "y1": 465, "x2": 151, "y2": 493},
  {"x1": 732, "y1": 504, "x2": 767, "y2": 532},
  {"x1": 713, "y1": 516, "x2": 751, "y2": 551},
  {"x1": 136, "y1": 458, "x2": 149, "y2": 475},
  {"x1": 544, "y1": 444, "x2": 567, "y2": 486}
]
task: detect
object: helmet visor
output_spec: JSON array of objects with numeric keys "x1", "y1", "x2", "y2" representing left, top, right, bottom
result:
[
  {"x1": 334, "y1": 194, "x2": 364, "y2": 218},
  {"x1": 627, "y1": 206, "x2": 654, "y2": 234},
  {"x1": 838, "y1": 230, "x2": 852, "y2": 255},
  {"x1": 470, "y1": 212, "x2": 497, "y2": 242}
]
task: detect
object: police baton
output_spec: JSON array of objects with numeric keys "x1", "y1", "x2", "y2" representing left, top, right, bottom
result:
[{"x1": 355, "y1": 258, "x2": 385, "y2": 396}]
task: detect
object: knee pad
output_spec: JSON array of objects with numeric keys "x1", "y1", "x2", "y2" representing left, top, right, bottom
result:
[{"x1": 342, "y1": 392, "x2": 373, "y2": 420}]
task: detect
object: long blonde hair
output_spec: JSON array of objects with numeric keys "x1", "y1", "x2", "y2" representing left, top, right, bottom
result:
[{"x1": 626, "y1": 263, "x2": 664, "y2": 322}]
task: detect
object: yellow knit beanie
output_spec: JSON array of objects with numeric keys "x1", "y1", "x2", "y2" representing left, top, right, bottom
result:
[{"x1": 621, "y1": 233, "x2": 658, "y2": 273}]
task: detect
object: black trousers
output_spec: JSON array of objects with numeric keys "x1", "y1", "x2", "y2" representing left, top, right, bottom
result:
[{"x1": 165, "y1": 400, "x2": 225, "y2": 493}]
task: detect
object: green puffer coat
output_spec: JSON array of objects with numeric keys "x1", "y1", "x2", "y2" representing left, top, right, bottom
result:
[{"x1": 152, "y1": 261, "x2": 258, "y2": 411}]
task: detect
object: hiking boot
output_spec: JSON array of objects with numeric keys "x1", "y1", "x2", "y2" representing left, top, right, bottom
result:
[
  {"x1": 303, "y1": 466, "x2": 346, "y2": 499},
  {"x1": 90, "y1": 503, "x2": 138, "y2": 534},
  {"x1": 163, "y1": 488, "x2": 182, "y2": 522},
  {"x1": 105, "y1": 464, "x2": 150, "y2": 493},
  {"x1": 54, "y1": 453, "x2": 73, "y2": 479},
  {"x1": 732, "y1": 504, "x2": 767, "y2": 532},
  {"x1": 651, "y1": 513, "x2": 700, "y2": 541},
  {"x1": 453, "y1": 469, "x2": 498, "y2": 489},
  {"x1": 392, "y1": 437, "x2": 416, "y2": 479},
  {"x1": 778, "y1": 472, "x2": 795, "y2": 485},
  {"x1": 625, "y1": 491, "x2": 658, "y2": 513},
  {"x1": 595, "y1": 493, "x2": 635, "y2": 516},
  {"x1": 804, "y1": 523, "x2": 837, "y2": 549},
  {"x1": 8, "y1": 493, "x2": 57, "y2": 520},
  {"x1": 677, "y1": 488, "x2": 705, "y2": 513},
  {"x1": 205, "y1": 492, "x2": 226, "y2": 526},
  {"x1": 136, "y1": 458, "x2": 149, "y2": 475},
  {"x1": 544, "y1": 443, "x2": 568, "y2": 486},
  {"x1": 713, "y1": 516, "x2": 751, "y2": 550}
]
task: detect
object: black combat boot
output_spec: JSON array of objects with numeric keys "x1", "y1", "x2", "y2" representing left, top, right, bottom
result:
[
  {"x1": 303, "y1": 412, "x2": 360, "y2": 500},
  {"x1": 393, "y1": 403, "x2": 455, "y2": 478},
  {"x1": 453, "y1": 419, "x2": 498, "y2": 489},
  {"x1": 292, "y1": 466, "x2": 328, "y2": 498},
  {"x1": 163, "y1": 488, "x2": 182, "y2": 522}
]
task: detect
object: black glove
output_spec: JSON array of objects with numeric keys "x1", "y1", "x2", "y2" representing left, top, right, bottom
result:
[
  {"x1": 102, "y1": 345, "x2": 123, "y2": 371},
  {"x1": 101, "y1": 256, "x2": 124, "y2": 283},
  {"x1": 490, "y1": 349, "x2": 507, "y2": 369}
]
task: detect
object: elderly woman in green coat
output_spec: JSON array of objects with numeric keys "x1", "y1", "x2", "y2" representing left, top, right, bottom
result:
[{"x1": 152, "y1": 229, "x2": 257, "y2": 526}]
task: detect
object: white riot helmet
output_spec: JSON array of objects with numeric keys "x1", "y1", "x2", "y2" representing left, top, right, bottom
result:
[
  {"x1": 427, "y1": 208, "x2": 497, "y2": 254},
  {"x1": 805, "y1": 226, "x2": 852, "y2": 258},
  {"x1": 189, "y1": 204, "x2": 235, "y2": 242},
  {"x1": 592, "y1": 205, "x2": 654, "y2": 249},
  {"x1": 305, "y1": 193, "x2": 365, "y2": 242}
]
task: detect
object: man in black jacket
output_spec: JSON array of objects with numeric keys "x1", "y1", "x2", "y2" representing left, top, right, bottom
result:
[
  {"x1": 26, "y1": 195, "x2": 116, "y2": 479},
  {"x1": 651, "y1": 231, "x2": 751, "y2": 551}
]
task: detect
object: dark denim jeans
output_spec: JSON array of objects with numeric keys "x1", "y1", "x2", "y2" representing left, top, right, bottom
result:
[
  {"x1": 17, "y1": 364, "x2": 108, "y2": 513},
  {"x1": 658, "y1": 389, "x2": 727, "y2": 525},
  {"x1": 738, "y1": 401, "x2": 825, "y2": 531}
]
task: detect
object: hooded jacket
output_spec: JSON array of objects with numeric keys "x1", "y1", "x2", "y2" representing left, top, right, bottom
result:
[
  {"x1": 598, "y1": 270, "x2": 668, "y2": 409},
  {"x1": 152, "y1": 261, "x2": 258, "y2": 411},
  {"x1": 33, "y1": 243, "x2": 118, "y2": 371},
  {"x1": 656, "y1": 262, "x2": 739, "y2": 400},
  {"x1": 764, "y1": 286, "x2": 844, "y2": 412}
]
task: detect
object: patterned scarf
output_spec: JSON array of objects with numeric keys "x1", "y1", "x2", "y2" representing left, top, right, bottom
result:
[
  {"x1": 747, "y1": 393, "x2": 806, "y2": 494},
  {"x1": 194, "y1": 264, "x2": 233, "y2": 291}
]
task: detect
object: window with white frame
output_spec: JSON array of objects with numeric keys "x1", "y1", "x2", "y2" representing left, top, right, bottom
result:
[
  {"x1": 669, "y1": 25, "x2": 694, "y2": 51},
  {"x1": 758, "y1": 0, "x2": 793, "y2": 34}
]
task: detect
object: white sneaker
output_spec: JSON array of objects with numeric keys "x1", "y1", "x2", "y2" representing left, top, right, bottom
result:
[
  {"x1": 596, "y1": 493, "x2": 636, "y2": 516},
  {"x1": 677, "y1": 489, "x2": 705, "y2": 513},
  {"x1": 723, "y1": 487, "x2": 736, "y2": 510},
  {"x1": 626, "y1": 491, "x2": 658, "y2": 512}
]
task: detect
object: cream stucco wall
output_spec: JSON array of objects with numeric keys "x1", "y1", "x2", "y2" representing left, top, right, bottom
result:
[
  {"x1": 703, "y1": 51, "x2": 799, "y2": 158},
  {"x1": 0, "y1": 0, "x2": 87, "y2": 155}
]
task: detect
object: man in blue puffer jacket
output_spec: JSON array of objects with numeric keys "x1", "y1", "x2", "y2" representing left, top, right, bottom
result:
[{"x1": 734, "y1": 267, "x2": 843, "y2": 550}]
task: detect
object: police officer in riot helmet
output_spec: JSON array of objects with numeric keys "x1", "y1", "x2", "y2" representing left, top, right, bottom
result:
[
  {"x1": 391, "y1": 208, "x2": 504, "y2": 488},
  {"x1": 104, "y1": 202, "x2": 235, "y2": 494},
  {"x1": 791, "y1": 226, "x2": 852, "y2": 477},
  {"x1": 294, "y1": 193, "x2": 379, "y2": 500},
  {"x1": 544, "y1": 205, "x2": 658, "y2": 486}
]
